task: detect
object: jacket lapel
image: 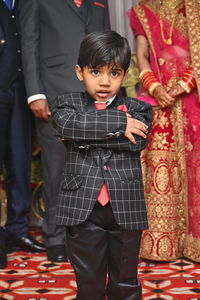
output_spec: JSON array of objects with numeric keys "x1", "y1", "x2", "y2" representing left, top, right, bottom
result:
[
  {"x1": 109, "y1": 94, "x2": 122, "y2": 109},
  {"x1": 84, "y1": 93, "x2": 113, "y2": 165},
  {"x1": 0, "y1": 0, "x2": 18, "y2": 14},
  {"x1": 99, "y1": 148, "x2": 113, "y2": 166},
  {"x1": 100, "y1": 95, "x2": 123, "y2": 164},
  {"x1": 64, "y1": 0, "x2": 86, "y2": 23},
  {"x1": 84, "y1": 92, "x2": 96, "y2": 113},
  {"x1": 13, "y1": 0, "x2": 18, "y2": 13},
  {"x1": 84, "y1": 0, "x2": 91, "y2": 27}
]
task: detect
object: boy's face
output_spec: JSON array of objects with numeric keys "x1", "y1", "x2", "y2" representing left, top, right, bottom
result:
[{"x1": 76, "y1": 64, "x2": 127, "y2": 102}]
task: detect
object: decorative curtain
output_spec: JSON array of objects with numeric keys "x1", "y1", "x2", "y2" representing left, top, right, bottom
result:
[{"x1": 108, "y1": 0, "x2": 137, "y2": 51}]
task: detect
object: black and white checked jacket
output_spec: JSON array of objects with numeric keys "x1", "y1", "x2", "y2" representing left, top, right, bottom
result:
[{"x1": 51, "y1": 92, "x2": 152, "y2": 230}]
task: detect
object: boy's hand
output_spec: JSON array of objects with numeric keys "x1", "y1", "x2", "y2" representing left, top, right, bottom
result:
[{"x1": 125, "y1": 114, "x2": 148, "y2": 144}]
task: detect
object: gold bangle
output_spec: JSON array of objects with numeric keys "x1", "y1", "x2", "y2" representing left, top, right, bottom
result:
[
  {"x1": 149, "y1": 82, "x2": 162, "y2": 95},
  {"x1": 139, "y1": 68, "x2": 153, "y2": 80},
  {"x1": 177, "y1": 79, "x2": 191, "y2": 94}
]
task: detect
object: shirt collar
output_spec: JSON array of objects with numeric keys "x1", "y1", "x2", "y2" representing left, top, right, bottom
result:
[
  {"x1": 95, "y1": 95, "x2": 116, "y2": 107},
  {"x1": 3, "y1": 0, "x2": 15, "y2": 9}
]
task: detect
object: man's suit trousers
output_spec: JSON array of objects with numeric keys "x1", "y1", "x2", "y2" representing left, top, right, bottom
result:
[
  {"x1": 35, "y1": 119, "x2": 67, "y2": 246},
  {"x1": 0, "y1": 78, "x2": 32, "y2": 237}
]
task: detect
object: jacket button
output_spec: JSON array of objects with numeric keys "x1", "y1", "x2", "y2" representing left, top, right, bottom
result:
[
  {"x1": 106, "y1": 132, "x2": 115, "y2": 138},
  {"x1": 115, "y1": 131, "x2": 122, "y2": 137}
]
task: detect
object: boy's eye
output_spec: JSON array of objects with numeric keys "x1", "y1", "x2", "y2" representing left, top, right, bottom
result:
[
  {"x1": 91, "y1": 70, "x2": 99, "y2": 75},
  {"x1": 111, "y1": 71, "x2": 120, "y2": 77}
]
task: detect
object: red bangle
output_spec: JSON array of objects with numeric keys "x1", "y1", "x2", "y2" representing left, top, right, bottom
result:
[
  {"x1": 140, "y1": 69, "x2": 161, "y2": 95},
  {"x1": 142, "y1": 75, "x2": 155, "y2": 85},
  {"x1": 143, "y1": 78, "x2": 156, "y2": 88},
  {"x1": 179, "y1": 67, "x2": 196, "y2": 93},
  {"x1": 182, "y1": 76, "x2": 196, "y2": 90}
]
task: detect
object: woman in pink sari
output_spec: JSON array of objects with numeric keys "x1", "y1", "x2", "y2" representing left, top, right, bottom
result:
[{"x1": 128, "y1": 0, "x2": 200, "y2": 262}]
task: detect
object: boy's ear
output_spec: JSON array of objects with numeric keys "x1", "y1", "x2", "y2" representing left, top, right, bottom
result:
[{"x1": 75, "y1": 65, "x2": 83, "y2": 81}]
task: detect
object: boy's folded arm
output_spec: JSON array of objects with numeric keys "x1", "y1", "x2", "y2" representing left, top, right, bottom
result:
[
  {"x1": 127, "y1": 103, "x2": 153, "y2": 129},
  {"x1": 73, "y1": 135, "x2": 148, "y2": 152},
  {"x1": 51, "y1": 95, "x2": 152, "y2": 142},
  {"x1": 51, "y1": 107, "x2": 128, "y2": 141},
  {"x1": 71, "y1": 103, "x2": 152, "y2": 151}
]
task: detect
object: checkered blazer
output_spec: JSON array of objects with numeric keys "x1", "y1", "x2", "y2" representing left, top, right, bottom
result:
[{"x1": 51, "y1": 92, "x2": 152, "y2": 230}]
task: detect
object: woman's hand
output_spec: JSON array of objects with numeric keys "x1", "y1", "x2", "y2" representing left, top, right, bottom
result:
[
  {"x1": 153, "y1": 85, "x2": 175, "y2": 108},
  {"x1": 168, "y1": 83, "x2": 186, "y2": 98}
]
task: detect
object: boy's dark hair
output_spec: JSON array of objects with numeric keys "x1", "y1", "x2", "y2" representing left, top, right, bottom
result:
[{"x1": 78, "y1": 30, "x2": 131, "y2": 71}]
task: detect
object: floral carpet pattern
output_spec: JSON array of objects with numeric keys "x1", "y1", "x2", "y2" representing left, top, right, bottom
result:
[{"x1": 0, "y1": 229, "x2": 200, "y2": 300}]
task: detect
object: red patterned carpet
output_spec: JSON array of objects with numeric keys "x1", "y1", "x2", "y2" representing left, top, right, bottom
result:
[{"x1": 0, "y1": 229, "x2": 200, "y2": 300}]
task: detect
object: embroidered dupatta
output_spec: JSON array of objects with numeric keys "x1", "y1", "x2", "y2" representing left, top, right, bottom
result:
[{"x1": 128, "y1": 0, "x2": 200, "y2": 262}]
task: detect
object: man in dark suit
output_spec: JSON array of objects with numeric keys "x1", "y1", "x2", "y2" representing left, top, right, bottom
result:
[
  {"x1": 0, "y1": 0, "x2": 45, "y2": 269},
  {"x1": 51, "y1": 30, "x2": 152, "y2": 299},
  {"x1": 18, "y1": 0, "x2": 110, "y2": 262}
]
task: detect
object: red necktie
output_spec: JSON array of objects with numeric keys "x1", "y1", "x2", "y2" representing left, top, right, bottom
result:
[
  {"x1": 95, "y1": 102, "x2": 110, "y2": 206},
  {"x1": 74, "y1": 0, "x2": 83, "y2": 7}
]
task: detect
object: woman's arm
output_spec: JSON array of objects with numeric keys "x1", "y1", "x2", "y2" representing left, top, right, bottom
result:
[
  {"x1": 168, "y1": 67, "x2": 196, "y2": 97},
  {"x1": 136, "y1": 35, "x2": 175, "y2": 108}
]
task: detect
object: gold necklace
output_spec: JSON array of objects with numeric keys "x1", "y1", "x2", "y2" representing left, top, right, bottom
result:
[
  {"x1": 159, "y1": 10, "x2": 176, "y2": 45},
  {"x1": 159, "y1": 0, "x2": 182, "y2": 45}
]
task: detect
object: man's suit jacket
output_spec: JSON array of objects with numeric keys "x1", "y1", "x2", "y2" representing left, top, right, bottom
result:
[
  {"x1": 18, "y1": 0, "x2": 110, "y2": 104},
  {"x1": 0, "y1": 0, "x2": 21, "y2": 90},
  {"x1": 51, "y1": 92, "x2": 152, "y2": 230}
]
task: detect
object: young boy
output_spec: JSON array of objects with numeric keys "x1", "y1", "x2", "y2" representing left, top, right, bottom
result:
[{"x1": 51, "y1": 30, "x2": 152, "y2": 300}]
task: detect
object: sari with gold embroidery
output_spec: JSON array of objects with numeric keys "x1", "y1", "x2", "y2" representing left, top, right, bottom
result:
[{"x1": 128, "y1": 0, "x2": 200, "y2": 262}]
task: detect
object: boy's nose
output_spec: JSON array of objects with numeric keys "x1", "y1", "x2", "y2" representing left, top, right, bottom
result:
[{"x1": 100, "y1": 75, "x2": 111, "y2": 86}]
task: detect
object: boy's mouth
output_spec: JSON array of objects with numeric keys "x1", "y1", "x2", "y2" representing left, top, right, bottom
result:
[{"x1": 96, "y1": 91, "x2": 110, "y2": 98}]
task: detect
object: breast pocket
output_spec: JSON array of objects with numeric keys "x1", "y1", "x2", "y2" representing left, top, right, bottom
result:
[{"x1": 63, "y1": 174, "x2": 83, "y2": 191}]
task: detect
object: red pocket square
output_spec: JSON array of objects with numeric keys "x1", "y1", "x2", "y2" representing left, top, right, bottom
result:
[
  {"x1": 94, "y1": 1, "x2": 105, "y2": 8},
  {"x1": 116, "y1": 105, "x2": 128, "y2": 112}
]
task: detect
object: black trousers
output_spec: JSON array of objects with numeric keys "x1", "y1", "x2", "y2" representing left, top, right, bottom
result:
[
  {"x1": 66, "y1": 202, "x2": 142, "y2": 300},
  {"x1": 35, "y1": 118, "x2": 66, "y2": 247},
  {"x1": 0, "y1": 78, "x2": 32, "y2": 237}
]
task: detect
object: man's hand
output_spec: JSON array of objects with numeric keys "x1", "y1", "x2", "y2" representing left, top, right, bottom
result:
[
  {"x1": 153, "y1": 85, "x2": 175, "y2": 108},
  {"x1": 29, "y1": 99, "x2": 51, "y2": 120},
  {"x1": 125, "y1": 114, "x2": 148, "y2": 144}
]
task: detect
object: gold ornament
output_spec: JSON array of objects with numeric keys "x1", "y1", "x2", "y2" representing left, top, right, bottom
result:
[
  {"x1": 159, "y1": 0, "x2": 183, "y2": 45},
  {"x1": 159, "y1": 13, "x2": 175, "y2": 45},
  {"x1": 159, "y1": 0, "x2": 183, "y2": 9}
]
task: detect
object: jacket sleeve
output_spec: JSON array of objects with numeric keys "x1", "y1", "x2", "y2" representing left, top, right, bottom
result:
[
  {"x1": 51, "y1": 94, "x2": 127, "y2": 141},
  {"x1": 73, "y1": 136, "x2": 149, "y2": 152},
  {"x1": 52, "y1": 95, "x2": 152, "y2": 152},
  {"x1": 74, "y1": 99, "x2": 152, "y2": 152},
  {"x1": 18, "y1": 0, "x2": 44, "y2": 97}
]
